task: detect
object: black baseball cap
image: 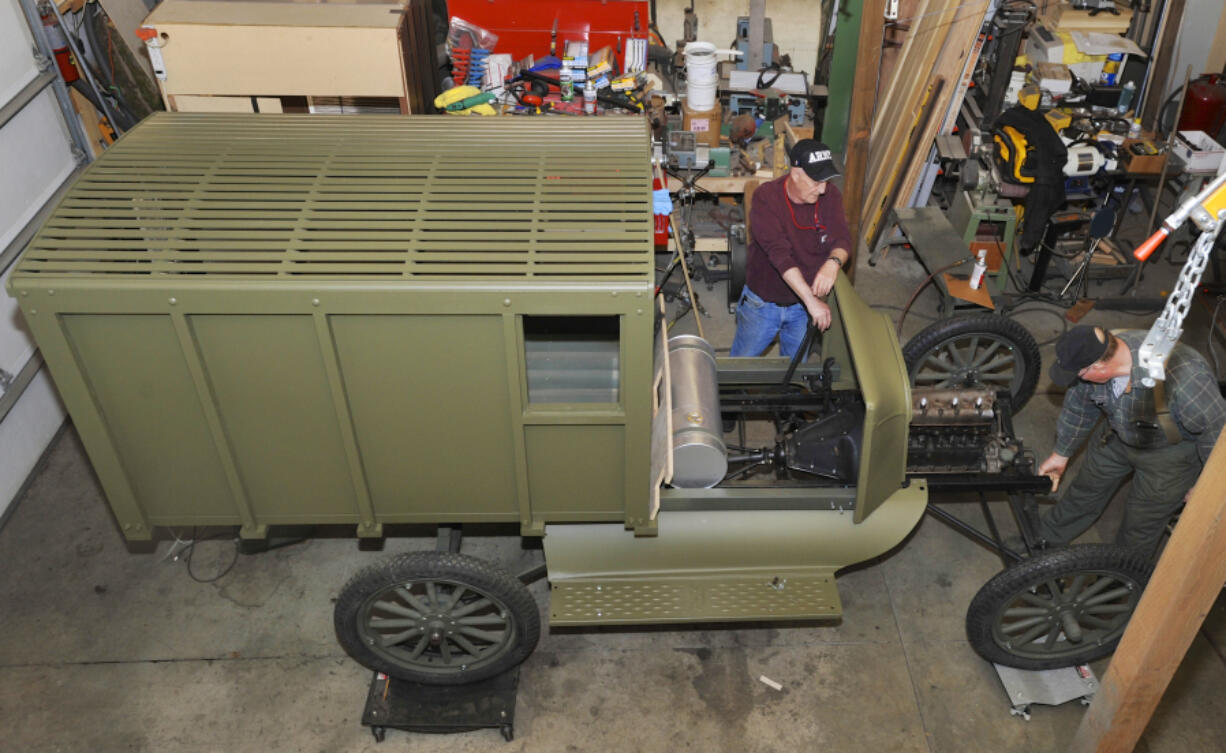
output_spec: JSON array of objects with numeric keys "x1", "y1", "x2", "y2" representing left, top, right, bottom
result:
[
  {"x1": 790, "y1": 139, "x2": 840, "y2": 182},
  {"x1": 1049, "y1": 326, "x2": 1108, "y2": 387}
]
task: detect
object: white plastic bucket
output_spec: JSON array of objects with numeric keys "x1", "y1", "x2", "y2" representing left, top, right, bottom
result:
[{"x1": 684, "y1": 41, "x2": 719, "y2": 112}]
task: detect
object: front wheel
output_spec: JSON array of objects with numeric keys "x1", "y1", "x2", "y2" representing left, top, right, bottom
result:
[
  {"x1": 334, "y1": 551, "x2": 540, "y2": 685},
  {"x1": 966, "y1": 544, "x2": 1152, "y2": 670},
  {"x1": 902, "y1": 314, "x2": 1041, "y2": 410}
]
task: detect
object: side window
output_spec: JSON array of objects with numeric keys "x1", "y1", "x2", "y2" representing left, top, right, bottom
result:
[{"x1": 523, "y1": 316, "x2": 620, "y2": 404}]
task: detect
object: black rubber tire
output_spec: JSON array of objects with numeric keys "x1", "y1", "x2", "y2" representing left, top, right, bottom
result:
[
  {"x1": 334, "y1": 551, "x2": 540, "y2": 685},
  {"x1": 902, "y1": 313, "x2": 1041, "y2": 410},
  {"x1": 966, "y1": 544, "x2": 1153, "y2": 670},
  {"x1": 727, "y1": 224, "x2": 748, "y2": 313}
]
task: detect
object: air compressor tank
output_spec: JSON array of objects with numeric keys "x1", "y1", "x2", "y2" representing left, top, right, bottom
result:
[
  {"x1": 1178, "y1": 74, "x2": 1226, "y2": 138},
  {"x1": 668, "y1": 334, "x2": 727, "y2": 488}
]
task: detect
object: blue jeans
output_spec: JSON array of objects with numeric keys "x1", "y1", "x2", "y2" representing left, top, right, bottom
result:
[{"x1": 730, "y1": 286, "x2": 810, "y2": 357}]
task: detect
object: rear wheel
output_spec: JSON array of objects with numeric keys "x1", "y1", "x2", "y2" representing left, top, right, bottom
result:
[
  {"x1": 902, "y1": 314, "x2": 1040, "y2": 409},
  {"x1": 966, "y1": 544, "x2": 1152, "y2": 670},
  {"x1": 727, "y1": 224, "x2": 748, "y2": 313},
  {"x1": 334, "y1": 551, "x2": 540, "y2": 684}
]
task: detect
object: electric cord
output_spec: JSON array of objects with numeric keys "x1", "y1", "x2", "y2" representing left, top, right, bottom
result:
[
  {"x1": 182, "y1": 527, "x2": 240, "y2": 584},
  {"x1": 1001, "y1": 303, "x2": 1069, "y2": 347},
  {"x1": 896, "y1": 256, "x2": 973, "y2": 337},
  {"x1": 871, "y1": 304, "x2": 940, "y2": 323}
]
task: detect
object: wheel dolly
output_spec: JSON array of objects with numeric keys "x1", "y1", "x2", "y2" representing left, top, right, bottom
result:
[{"x1": 359, "y1": 526, "x2": 531, "y2": 744}]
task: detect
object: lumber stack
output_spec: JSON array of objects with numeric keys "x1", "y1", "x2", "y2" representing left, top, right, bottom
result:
[{"x1": 858, "y1": 0, "x2": 992, "y2": 254}]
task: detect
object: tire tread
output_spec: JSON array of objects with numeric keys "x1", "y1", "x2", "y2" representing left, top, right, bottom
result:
[
  {"x1": 966, "y1": 544, "x2": 1152, "y2": 670},
  {"x1": 902, "y1": 313, "x2": 1041, "y2": 409},
  {"x1": 334, "y1": 551, "x2": 540, "y2": 685}
]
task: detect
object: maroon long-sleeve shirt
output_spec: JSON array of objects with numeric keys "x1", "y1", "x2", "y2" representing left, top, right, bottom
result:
[{"x1": 745, "y1": 176, "x2": 852, "y2": 305}]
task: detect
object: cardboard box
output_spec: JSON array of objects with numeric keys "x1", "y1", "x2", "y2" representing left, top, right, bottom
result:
[
  {"x1": 1040, "y1": 1, "x2": 1132, "y2": 34},
  {"x1": 1173, "y1": 130, "x2": 1226, "y2": 173},
  {"x1": 1033, "y1": 62, "x2": 1072, "y2": 95},
  {"x1": 1120, "y1": 138, "x2": 1168, "y2": 175},
  {"x1": 683, "y1": 100, "x2": 723, "y2": 148}
]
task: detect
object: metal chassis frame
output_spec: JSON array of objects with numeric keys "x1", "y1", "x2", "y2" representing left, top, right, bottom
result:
[{"x1": 720, "y1": 375, "x2": 1053, "y2": 569}]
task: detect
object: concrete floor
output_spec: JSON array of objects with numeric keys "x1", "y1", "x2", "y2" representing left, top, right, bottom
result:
[{"x1": 4, "y1": 188, "x2": 1226, "y2": 751}]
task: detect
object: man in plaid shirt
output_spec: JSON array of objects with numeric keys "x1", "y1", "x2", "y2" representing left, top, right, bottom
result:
[{"x1": 1036, "y1": 325, "x2": 1226, "y2": 554}]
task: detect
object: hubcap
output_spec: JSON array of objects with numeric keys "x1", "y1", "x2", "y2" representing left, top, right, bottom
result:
[
  {"x1": 914, "y1": 334, "x2": 1021, "y2": 395},
  {"x1": 358, "y1": 579, "x2": 514, "y2": 677},
  {"x1": 994, "y1": 571, "x2": 1140, "y2": 660}
]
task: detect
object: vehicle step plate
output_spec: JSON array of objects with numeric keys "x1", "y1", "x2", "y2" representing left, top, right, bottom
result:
[{"x1": 549, "y1": 572, "x2": 841, "y2": 626}]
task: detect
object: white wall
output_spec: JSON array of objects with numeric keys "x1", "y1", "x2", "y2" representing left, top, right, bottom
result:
[
  {"x1": 655, "y1": 0, "x2": 824, "y2": 76},
  {"x1": 0, "y1": 0, "x2": 71, "y2": 521},
  {"x1": 1163, "y1": 0, "x2": 1226, "y2": 103}
]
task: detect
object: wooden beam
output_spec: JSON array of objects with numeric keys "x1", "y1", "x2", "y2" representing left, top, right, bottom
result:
[
  {"x1": 1140, "y1": 0, "x2": 1187, "y2": 130},
  {"x1": 844, "y1": 0, "x2": 888, "y2": 282},
  {"x1": 1068, "y1": 430, "x2": 1226, "y2": 753},
  {"x1": 884, "y1": 1, "x2": 987, "y2": 220}
]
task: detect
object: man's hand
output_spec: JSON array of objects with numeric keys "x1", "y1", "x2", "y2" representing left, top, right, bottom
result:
[
  {"x1": 811, "y1": 258, "x2": 840, "y2": 297},
  {"x1": 782, "y1": 266, "x2": 832, "y2": 331},
  {"x1": 1038, "y1": 453, "x2": 1069, "y2": 494},
  {"x1": 805, "y1": 298, "x2": 832, "y2": 331}
]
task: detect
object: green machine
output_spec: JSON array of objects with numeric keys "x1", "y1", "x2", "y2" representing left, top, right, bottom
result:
[{"x1": 11, "y1": 114, "x2": 1124, "y2": 688}]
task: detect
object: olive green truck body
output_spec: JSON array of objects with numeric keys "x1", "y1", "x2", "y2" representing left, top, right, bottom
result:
[{"x1": 7, "y1": 114, "x2": 925, "y2": 627}]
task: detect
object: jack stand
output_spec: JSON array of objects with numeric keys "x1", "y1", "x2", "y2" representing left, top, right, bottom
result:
[
  {"x1": 992, "y1": 663, "x2": 1098, "y2": 721},
  {"x1": 361, "y1": 668, "x2": 519, "y2": 743}
]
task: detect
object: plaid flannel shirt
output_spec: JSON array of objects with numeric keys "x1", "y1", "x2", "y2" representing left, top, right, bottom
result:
[{"x1": 1054, "y1": 330, "x2": 1226, "y2": 464}]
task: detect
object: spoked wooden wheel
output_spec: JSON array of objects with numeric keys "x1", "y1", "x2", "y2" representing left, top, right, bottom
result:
[
  {"x1": 966, "y1": 544, "x2": 1152, "y2": 670},
  {"x1": 335, "y1": 552, "x2": 540, "y2": 684},
  {"x1": 902, "y1": 314, "x2": 1041, "y2": 409}
]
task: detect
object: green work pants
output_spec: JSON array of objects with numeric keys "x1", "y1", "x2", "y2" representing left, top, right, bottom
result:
[{"x1": 1037, "y1": 426, "x2": 1201, "y2": 554}]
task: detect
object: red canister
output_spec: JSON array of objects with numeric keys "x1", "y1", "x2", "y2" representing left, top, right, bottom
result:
[{"x1": 1178, "y1": 74, "x2": 1226, "y2": 137}]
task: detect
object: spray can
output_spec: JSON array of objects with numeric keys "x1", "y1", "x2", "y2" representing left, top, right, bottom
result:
[
  {"x1": 583, "y1": 82, "x2": 596, "y2": 114},
  {"x1": 1117, "y1": 80, "x2": 1136, "y2": 114},
  {"x1": 969, "y1": 248, "x2": 987, "y2": 290}
]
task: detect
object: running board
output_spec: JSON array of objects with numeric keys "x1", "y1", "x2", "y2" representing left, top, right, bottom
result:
[{"x1": 549, "y1": 569, "x2": 841, "y2": 626}]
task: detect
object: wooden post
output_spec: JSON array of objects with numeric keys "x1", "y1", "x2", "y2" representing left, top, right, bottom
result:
[
  {"x1": 1139, "y1": 0, "x2": 1186, "y2": 130},
  {"x1": 843, "y1": 0, "x2": 887, "y2": 283},
  {"x1": 1067, "y1": 431, "x2": 1226, "y2": 753}
]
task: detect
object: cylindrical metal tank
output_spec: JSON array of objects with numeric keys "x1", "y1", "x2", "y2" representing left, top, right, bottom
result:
[
  {"x1": 1178, "y1": 75, "x2": 1226, "y2": 137},
  {"x1": 668, "y1": 334, "x2": 727, "y2": 488}
]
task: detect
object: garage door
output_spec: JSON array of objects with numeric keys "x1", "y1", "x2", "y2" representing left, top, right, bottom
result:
[{"x1": 0, "y1": 0, "x2": 94, "y2": 518}]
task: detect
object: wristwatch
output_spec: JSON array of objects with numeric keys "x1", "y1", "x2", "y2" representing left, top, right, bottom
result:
[{"x1": 826, "y1": 256, "x2": 844, "y2": 268}]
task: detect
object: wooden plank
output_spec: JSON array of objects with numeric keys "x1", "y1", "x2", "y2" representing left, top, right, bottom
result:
[
  {"x1": 878, "y1": 0, "x2": 924, "y2": 98},
  {"x1": 1068, "y1": 431, "x2": 1226, "y2": 753},
  {"x1": 844, "y1": 0, "x2": 888, "y2": 281},
  {"x1": 68, "y1": 88, "x2": 106, "y2": 158},
  {"x1": 866, "y1": 0, "x2": 987, "y2": 240},
  {"x1": 864, "y1": 1, "x2": 947, "y2": 230},
  {"x1": 665, "y1": 176, "x2": 751, "y2": 194},
  {"x1": 896, "y1": 0, "x2": 986, "y2": 192},
  {"x1": 865, "y1": 77, "x2": 944, "y2": 252},
  {"x1": 866, "y1": 0, "x2": 936, "y2": 189},
  {"x1": 1140, "y1": 0, "x2": 1186, "y2": 130}
]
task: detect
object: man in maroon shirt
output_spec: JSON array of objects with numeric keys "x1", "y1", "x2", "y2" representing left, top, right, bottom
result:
[{"x1": 730, "y1": 140, "x2": 852, "y2": 357}]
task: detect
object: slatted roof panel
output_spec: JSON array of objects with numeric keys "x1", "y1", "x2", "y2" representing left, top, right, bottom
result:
[{"x1": 17, "y1": 113, "x2": 655, "y2": 283}]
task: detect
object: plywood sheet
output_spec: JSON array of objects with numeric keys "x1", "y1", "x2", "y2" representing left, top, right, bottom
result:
[
  {"x1": 154, "y1": 25, "x2": 404, "y2": 97},
  {"x1": 145, "y1": 0, "x2": 404, "y2": 28}
]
